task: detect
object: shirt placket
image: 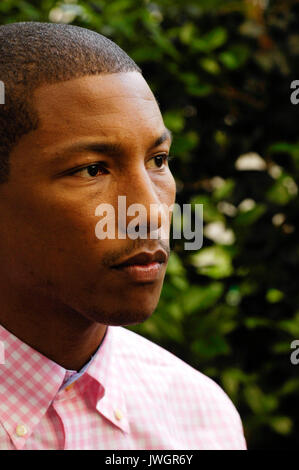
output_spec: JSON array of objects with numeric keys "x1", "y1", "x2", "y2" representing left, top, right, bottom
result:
[{"x1": 51, "y1": 383, "x2": 78, "y2": 450}]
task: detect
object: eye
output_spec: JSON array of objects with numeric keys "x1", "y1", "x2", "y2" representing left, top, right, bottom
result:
[
  {"x1": 147, "y1": 154, "x2": 172, "y2": 170},
  {"x1": 70, "y1": 163, "x2": 108, "y2": 178}
]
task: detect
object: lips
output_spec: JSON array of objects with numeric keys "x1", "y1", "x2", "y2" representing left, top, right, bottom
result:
[
  {"x1": 111, "y1": 250, "x2": 168, "y2": 283},
  {"x1": 112, "y1": 250, "x2": 167, "y2": 269}
]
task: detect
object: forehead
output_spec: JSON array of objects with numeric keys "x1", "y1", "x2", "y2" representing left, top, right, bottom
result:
[{"x1": 32, "y1": 72, "x2": 165, "y2": 146}]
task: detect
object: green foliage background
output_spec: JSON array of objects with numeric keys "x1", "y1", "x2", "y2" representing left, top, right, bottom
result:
[{"x1": 1, "y1": 0, "x2": 299, "y2": 450}]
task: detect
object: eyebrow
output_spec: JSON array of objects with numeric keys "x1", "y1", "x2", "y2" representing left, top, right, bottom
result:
[{"x1": 50, "y1": 128, "x2": 173, "y2": 164}]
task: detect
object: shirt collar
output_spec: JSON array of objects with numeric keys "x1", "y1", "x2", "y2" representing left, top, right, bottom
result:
[
  {"x1": 0, "y1": 323, "x2": 129, "y2": 449},
  {"x1": 83, "y1": 326, "x2": 130, "y2": 434}
]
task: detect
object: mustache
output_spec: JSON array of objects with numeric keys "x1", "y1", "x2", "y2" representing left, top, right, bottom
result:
[{"x1": 101, "y1": 239, "x2": 170, "y2": 268}]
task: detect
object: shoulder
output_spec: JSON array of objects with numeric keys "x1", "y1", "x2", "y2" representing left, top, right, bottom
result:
[
  {"x1": 112, "y1": 325, "x2": 189, "y2": 367},
  {"x1": 112, "y1": 326, "x2": 246, "y2": 439},
  {"x1": 112, "y1": 326, "x2": 225, "y2": 389},
  {"x1": 114, "y1": 327, "x2": 246, "y2": 449}
]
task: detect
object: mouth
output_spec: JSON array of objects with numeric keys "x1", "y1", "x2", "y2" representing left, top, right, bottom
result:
[{"x1": 111, "y1": 250, "x2": 168, "y2": 283}]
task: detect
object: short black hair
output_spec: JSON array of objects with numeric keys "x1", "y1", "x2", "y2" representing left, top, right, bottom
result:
[{"x1": 0, "y1": 22, "x2": 141, "y2": 183}]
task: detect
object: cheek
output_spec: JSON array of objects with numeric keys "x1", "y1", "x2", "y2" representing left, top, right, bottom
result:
[{"x1": 158, "y1": 171, "x2": 176, "y2": 206}]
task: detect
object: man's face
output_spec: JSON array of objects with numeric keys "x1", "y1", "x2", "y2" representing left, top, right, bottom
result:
[{"x1": 0, "y1": 72, "x2": 176, "y2": 325}]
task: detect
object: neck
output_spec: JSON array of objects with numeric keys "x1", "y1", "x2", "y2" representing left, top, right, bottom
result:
[{"x1": 0, "y1": 282, "x2": 107, "y2": 371}]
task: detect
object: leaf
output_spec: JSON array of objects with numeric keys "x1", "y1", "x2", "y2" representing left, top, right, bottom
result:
[
  {"x1": 221, "y1": 368, "x2": 249, "y2": 396},
  {"x1": 191, "y1": 195, "x2": 224, "y2": 222},
  {"x1": 219, "y1": 45, "x2": 250, "y2": 69},
  {"x1": 190, "y1": 246, "x2": 233, "y2": 279},
  {"x1": 234, "y1": 204, "x2": 266, "y2": 226},
  {"x1": 163, "y1": 110, "x2": 185, "y2": 132},
  {"x1": 182, "y1": 282, "x2": 224, "y2": 314},
  {"x1": 172, "y1": 131, "x2": 200, "y2": 159},
  {"x1": 244, "y1": 317, "x2": 271, "y2": 329},
  {"x1": 269, "y1": 416, "x2": 293, "y2": 435},
  {"x1": 244, "y1": 385, "x2": 278, "y2": 414},
  {"x1": 179, "y1": 22, "x2": 196, "y2": 44},
  {"x1": 266, "y1": 175, "x2": 298, "y2": 205},
  {"x1": 212, "y1": 179, "x2": 235, "y2": 201},
  {"x1": 166, "y1": 252, "x2": 186, "y2": 276},
  {"x1": 200, "y1": 57, "x2": 221, "y2": 75},
  {"x1": 268, "y1": 141, "x2": 299, "y2": 160},
  {"x1": 193, "y1": 27, "x2": 228, "y2": 52},
  {"x1": 191, "y1": 335, "x2": 230, "y2": 358},
  {"x1": 266, "y1": 289, "x2": 284, "y2": 303}
]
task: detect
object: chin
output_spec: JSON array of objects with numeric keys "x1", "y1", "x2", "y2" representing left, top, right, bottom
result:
[
  {"x1": 83, "y1": 290, "x2": 160, "y2": 325},
  {"x1": 87, "y1": 305, "x2": 156, "y2": 326},
  {"x1": 70, "y1": 280, "x2": 163, "y2": 326}
]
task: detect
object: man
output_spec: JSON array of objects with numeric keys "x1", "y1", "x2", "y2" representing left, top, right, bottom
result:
[{"x1": 0, "y1": 22, "x2": 246, "y2": 450}]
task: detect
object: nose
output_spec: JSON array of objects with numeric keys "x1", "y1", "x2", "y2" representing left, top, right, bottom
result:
[{"x1": 119, "y1": 168, "x2": 171, "y2": 240}]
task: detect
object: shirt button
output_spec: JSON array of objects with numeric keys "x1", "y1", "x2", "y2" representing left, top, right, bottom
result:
[
  {"x1": 16, "y1": 424, "x2": 28, "y2": 437},
  {"x1": 114, "y1": 409, "x2": 123, "y2": 421}
]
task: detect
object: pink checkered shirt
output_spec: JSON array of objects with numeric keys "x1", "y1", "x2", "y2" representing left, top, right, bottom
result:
[{"x1": 0, "y1": 322, "x2": 247, "y2": 450}]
